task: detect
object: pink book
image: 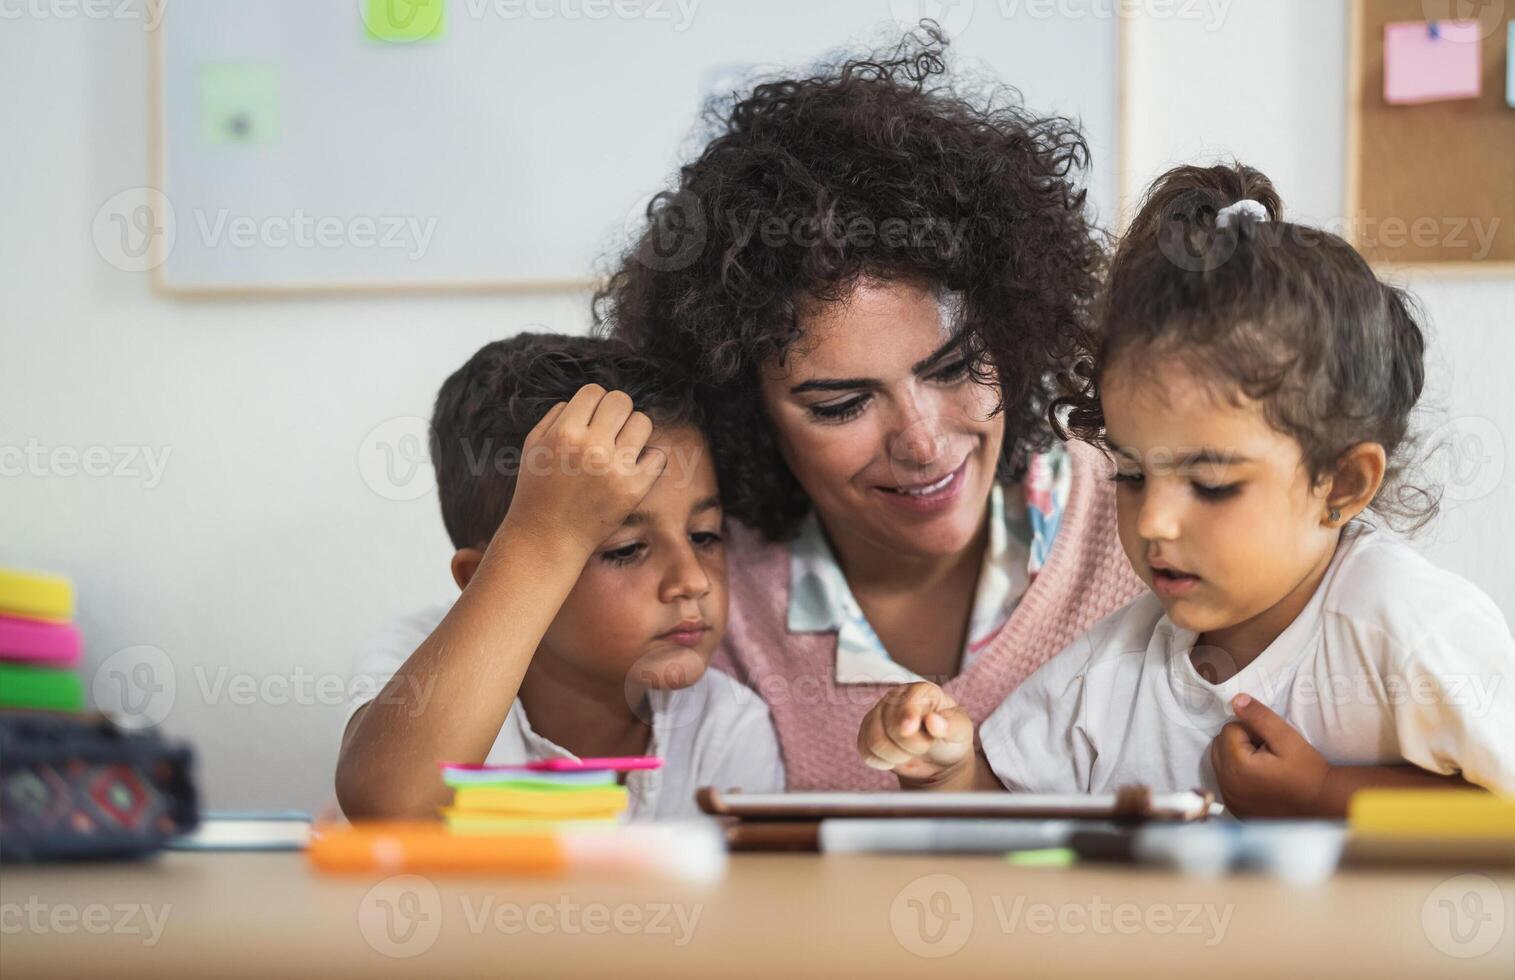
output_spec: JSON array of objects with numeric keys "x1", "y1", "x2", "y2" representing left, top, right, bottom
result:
[
  {"x1": 0, "y1": 613, "x2": 81, "y2": 667},
  {"x1": 1384, "y1": 20, "x2": 1483, "y2": 106}
]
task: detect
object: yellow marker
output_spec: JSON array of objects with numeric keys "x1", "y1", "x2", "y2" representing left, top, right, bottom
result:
[
  {"x1": 0, "y1": 568, "x2": 74, "y2": 622},
  {"x1": 1350, "y1": 790, "x2": 1515, "y2": 840}
]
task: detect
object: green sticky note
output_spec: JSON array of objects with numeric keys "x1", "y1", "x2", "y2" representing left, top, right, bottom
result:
[
  {"x1": 364, "y1": 0, "x2": 446, "y2": 43},
  {"x1": 200, "y1": 63, "x2": 282, "y2": 147},
  {"x1": 0, "y1": 663, "x2": 84, "y2": 713},
  {"x1": 1005, "y1": 848, "x2": 1077, "y2": 869}
]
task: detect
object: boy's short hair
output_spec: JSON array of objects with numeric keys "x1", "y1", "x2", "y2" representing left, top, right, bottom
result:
[{"x1": 430, "y1": 333, "x2": 701, "y2": 550}]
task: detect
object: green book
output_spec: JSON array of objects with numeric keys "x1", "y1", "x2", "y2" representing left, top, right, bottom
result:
[{"x1": 0, "y1": 662, "x2": 83, "y2": 712}]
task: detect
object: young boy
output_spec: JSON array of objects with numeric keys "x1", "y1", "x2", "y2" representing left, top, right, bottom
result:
[{"x1": 336, "y1": 334, "x2": 784, "y2": 820}]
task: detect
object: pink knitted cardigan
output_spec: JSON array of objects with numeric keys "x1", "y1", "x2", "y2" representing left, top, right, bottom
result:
[{"x1": 712, "y1": 440, "x2": 1147, "y2": 790}]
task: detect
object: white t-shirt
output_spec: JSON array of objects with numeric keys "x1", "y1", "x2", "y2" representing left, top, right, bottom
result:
[
  {"x1": 347, "y1": 604, "x2": 786, "y2": 820},
  {"x1": 980, "y1": 524, "x2": 1515, "y2": 797}
]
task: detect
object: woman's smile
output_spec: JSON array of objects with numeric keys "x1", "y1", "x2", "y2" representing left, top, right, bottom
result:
[{"x1": 872, "y1": 457, "x2": 970, "y2": 514}]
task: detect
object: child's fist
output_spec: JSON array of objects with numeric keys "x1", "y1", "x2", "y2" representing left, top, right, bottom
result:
[
  {"x1": 857, "y1": 682, "x2": 975, "y2": 787},
  {"x1": 503, "y1": 384, "x2": 666, "y2": 555},
  {"x1": 1209, "y1": 694, "x2": 1330, "y2": 818}
]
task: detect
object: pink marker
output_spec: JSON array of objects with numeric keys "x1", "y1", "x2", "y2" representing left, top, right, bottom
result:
[
  {"x1": 440, "y1": 757, "x2": 663, "y2": 773},
  {"x1": 527, "y1": 757, "x2": 662, "y2": 772}
]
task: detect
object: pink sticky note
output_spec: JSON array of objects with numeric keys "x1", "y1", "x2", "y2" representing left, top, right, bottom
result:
[
  {"x1": 0, "y1": 614, "x2": 81, "y2": 667},
  {"x1": 1384, "y1": 21, "x2": 1483, "y2": 105}
]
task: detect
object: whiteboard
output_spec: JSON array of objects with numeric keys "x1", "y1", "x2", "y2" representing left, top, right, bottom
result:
[{"x1": 153, "y1": 1, "x2": 1118, "y2": 293}]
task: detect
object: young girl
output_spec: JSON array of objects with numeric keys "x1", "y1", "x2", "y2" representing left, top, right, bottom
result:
[{"x1": 856, "y1": 164, "x2": 1515, "y2": 816}]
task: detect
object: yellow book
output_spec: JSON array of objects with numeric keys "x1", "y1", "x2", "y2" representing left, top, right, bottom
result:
[
  {"x1": 0, "y1": 568, "x2": 74, "y2": 622},
  {"x1": 440, "y1": 810, "x2": 622, "y2": 835},
  {"x1": 452, "y1": 785, "x2": 629, "y2": 817}
]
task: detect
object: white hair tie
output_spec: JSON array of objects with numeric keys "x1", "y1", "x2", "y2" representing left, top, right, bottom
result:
[{"x1": 1215, "y1": 199, "x2": 1270, "y2": 229}]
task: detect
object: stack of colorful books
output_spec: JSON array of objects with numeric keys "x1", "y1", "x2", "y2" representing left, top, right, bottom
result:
[
  {"x1": 438, "y1": 758, "x2": 660, "y2": 835},
  {"x1": 0, "y1": 568, "x2": 82, "y2": 713}
]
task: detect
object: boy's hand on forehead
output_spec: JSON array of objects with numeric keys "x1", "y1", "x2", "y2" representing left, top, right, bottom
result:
[{"x1": 503, "y1": 383, "x2": 667, "y2": 558}]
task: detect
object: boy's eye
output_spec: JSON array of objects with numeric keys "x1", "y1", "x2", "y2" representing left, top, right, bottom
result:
[
  {"x1": 599, "y1": 542, "x2": 646, "y2": 566},
  {"x1": 808, "y1": 394, "x2": 870, "y2": 423},
  {"x1": 691, "y1": 531, "x2": 723, "y2": 548},
  {"x1": 1193, "y1": 481, "x2": 1242, "y2": 502},
  {"x1": 1110, "y1": 471, "x2": 1144, "y2": 487}
]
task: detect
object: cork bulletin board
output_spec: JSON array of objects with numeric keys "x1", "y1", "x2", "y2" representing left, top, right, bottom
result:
[{"x1": 1347, "y1": 0, "x2": 1515, "y2": 271}]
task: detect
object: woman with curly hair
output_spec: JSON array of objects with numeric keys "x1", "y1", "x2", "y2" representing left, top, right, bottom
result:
[{"x1": 595, "y1": 27, "x2": 1144, "y2": 790}]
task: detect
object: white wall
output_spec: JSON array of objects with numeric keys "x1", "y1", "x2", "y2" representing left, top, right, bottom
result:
[
  {"x1": 2, "y1": 2, "x2": 1510, "y2": 812},
  {"x1": 2, "y1": 16, "x2": 582, "y2": 812}
]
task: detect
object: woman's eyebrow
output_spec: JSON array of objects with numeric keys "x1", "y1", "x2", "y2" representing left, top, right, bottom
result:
[
  {"x1": 789, "y1": 376, "x2": 876, "y2": 395},
  {"x1": 911, "y1": 334, "x2": 965, "y2": 374},
  {"x1": 787, "y1": 336, "x2": 964, "y2": 395}
]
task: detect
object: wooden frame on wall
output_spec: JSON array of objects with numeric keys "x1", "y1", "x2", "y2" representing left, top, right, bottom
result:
[
  {"x1": 147, "y1": 13, "x2": 1131, "y2": 298},
  {"x1": 1346, "y1": 0, "x2": 1515, "y2": 276},
  {"x1": 146, "y1": 24, "x2": 598, "y2": 298},
  {"x1": 1115, "y1": 8, "x2": 1131, "y2": 230},
  {"x1": 146, "y1": 24, "x2": 599, "y2": 298}
]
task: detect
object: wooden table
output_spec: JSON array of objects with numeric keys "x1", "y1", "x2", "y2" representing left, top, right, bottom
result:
[{"x1": 2, "y1": 852, "x2": 1512, "y2": 978}]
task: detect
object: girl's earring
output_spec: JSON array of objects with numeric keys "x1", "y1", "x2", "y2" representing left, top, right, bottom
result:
[{"x1": 1328, "y1": 507, "x2": 1342, "y2": 525}]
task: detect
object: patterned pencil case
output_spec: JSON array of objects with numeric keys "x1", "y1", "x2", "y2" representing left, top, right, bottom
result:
[{"x1": 0, "y1": 712, "x2": 198, "y2": 861}]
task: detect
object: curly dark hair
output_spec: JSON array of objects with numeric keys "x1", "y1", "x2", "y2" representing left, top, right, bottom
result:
[
  {"x1": 430, "y1": 334, "x2": 700, "y2": 550},
  {"x1": 593, "y1": 24, "x2": 1101, "y2": 541},
  {"x1": 1052, "y1": 162, "x2": 1437, "y2": 530}
]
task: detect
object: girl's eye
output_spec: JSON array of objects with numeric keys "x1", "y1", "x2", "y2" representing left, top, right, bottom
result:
[
  {"x1": 930, "y1": 358, "x2": 972, "y2": 383},
  {"x1": 1193, "y1": 482, "x2": 1242, "y2": 502},
  {"x1": 599, "y1": 542, "x2": 646, "y2": 566},
  {"x1": 691, "y1": 531, "x2": 723, "y2": 549},
  {"x1": 1110, "y1": 471, "x2": 1145, "y2": 487},
  {"x1": 808, "y1": 395, "x2": 870, "y2": 423}
]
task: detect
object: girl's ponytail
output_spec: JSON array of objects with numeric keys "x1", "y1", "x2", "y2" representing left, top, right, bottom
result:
[{"x1": 1114, "y1": 164, "x2": 1283, "y2": 276}]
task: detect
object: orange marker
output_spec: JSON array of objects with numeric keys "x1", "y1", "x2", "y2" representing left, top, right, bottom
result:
[{"x1": 308, "y1": 820, "x2": 726, "y2": 883}]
